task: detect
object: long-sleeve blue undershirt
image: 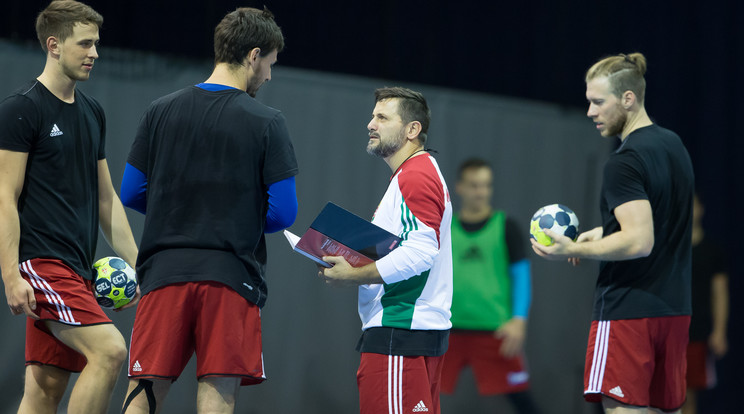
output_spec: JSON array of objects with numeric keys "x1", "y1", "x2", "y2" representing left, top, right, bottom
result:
[
  {"x1": 264, "y1": 176, "x2": 297, "y2": 233},
  {"x1": 120, "y1": 163, "x2": 147, "y2": 214},
  {"x1": 120, "y1": 163, "x2": 297, "y2": 232},
  {"x1": 509, "y1": 258, "x2": 532, "y2": 319}
]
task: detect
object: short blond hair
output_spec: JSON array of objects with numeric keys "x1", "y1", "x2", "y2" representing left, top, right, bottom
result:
[{"x1": 586, "y1": 52, "x2": 647, "y2": 104}]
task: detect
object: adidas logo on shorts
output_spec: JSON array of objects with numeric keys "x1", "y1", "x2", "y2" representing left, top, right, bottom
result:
[
  {"x1": 609, "y1": 386, "x2": 625, "y2": 398},
  {"x1": 50, "y1": 124, "x2": 63, "y2": 137},
  {"x1": 507, "y1": 370, "x2": 529, "y2": 385},
  {"x1": 412, "y1": 400, "x2": 429, "y2": 412},
  {"x1": 132, "y1": 360, "x2": 143, "y2": 372}
]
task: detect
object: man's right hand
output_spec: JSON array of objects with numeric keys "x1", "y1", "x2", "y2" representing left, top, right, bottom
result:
[{"x1": 4, "y1": 271, "x2": 39, "y2": 319}]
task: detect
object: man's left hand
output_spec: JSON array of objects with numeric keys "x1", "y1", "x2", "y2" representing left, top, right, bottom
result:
[
  {"x1": 495, "y1": 318, "x2": 527, "y2": 358},
  {"x1": 114, "y1": 285, "x2": 141, "y2": 312},
  {"x1": 709, "y1": 330, "x2": 728, "y2": 358},
  {"x1": 318, "y1": 256, "x2": 381, "y2": 287}
]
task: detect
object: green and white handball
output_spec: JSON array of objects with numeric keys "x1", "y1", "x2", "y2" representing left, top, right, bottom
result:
[
  {"x1": 93, "y1": 257, "x2": 138, "y2": 309},
  {"x1": 530, "y1": 204, "x2": 580, "y2": 246}
]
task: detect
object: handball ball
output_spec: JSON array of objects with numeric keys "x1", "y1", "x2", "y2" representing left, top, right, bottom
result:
[
  {"x1": 530, "y1": 204, "x2": 580, "y2": 246},
  {"x1": 93, "y1": 257, "x2": 137, "y2": 309}
]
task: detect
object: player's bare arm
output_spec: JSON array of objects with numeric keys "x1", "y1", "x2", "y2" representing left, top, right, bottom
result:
[
  {"x1": 709, "y1": 272, "x2": 729, "y2": 357},
  {"x1": 532, "y1": 199, "x2": 654, "y2": 262},
  {"x1": 0, "y1": 149, "x2": 39, "y2": 319},
  {"x1": 98, "y1": 159, "x2": 140, "y2": 308},
  {"x1": 319, "y1": 256, "x2": 384, "y2": 287},
  {"x1": 98, "y1": 159, "x2": 138, "y2": 266}
]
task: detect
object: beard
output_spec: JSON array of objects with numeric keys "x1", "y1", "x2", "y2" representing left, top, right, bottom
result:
[
  {"x1": 366, "y1": 128, "x2": 406, "y2": 158},
  {"x1": 246, "y1": 77, "x2": 262, "y2": 98},
  {"x1": 246, "y1": 66, "x2": 266, "y2": 98},
  {"x1": 602, "y1": 106, "x2": 628, "y2": 137}
]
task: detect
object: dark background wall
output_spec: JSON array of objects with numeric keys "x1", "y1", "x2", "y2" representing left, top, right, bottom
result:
[
  {"x1": 1, "y1": 1, "x2": 741, "y2": 412},
  {"x1": 3, "y1": 1, "x2": 740, "y2": 259}
]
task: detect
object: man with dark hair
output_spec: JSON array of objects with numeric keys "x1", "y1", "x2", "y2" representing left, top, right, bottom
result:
[
  {"x1": 441, "y1": 158, "x2": 539, "y2": 413},
  {"x1": 0, "y1": 1, "x2": 139, "y2": 413},
  {"x1": 119, "y1": 7, "x2": 297, "y2": 414},
  {"x1": 321, "y1": 87, "x2": 452, "y2": 414},
  {"x1": 532, "y1": 53, "x2": 694, "y2": 414},
  {"x1": 212, "y1": 6, "x2": 284, "y2": 97}
]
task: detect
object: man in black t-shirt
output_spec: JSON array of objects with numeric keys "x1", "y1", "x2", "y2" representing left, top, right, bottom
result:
[
  {"x1": 119, "y1": 7, "x2": 298, "y2": 414},
  {"x1": 681, "y1": 194, "x2": 729, "y2": 414},
  {"x1": 0, "y1": 2, "x2": 139, "y2": 413},
  {"x1": 532, "y1": 53, "x2": 694, "y2": 413}
]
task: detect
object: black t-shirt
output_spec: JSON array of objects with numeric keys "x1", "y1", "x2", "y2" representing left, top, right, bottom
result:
[
  {"x1": 0, "y1": 81, "x2": 105, "y2": 280},
  {"x1": 128, "y1": 86, "x2": 298, "y2": 307},
  {"x1": 459, "y1": 214, "x2": 525, "y2": 264},
  {"x1": 594, "y1": 124, "x2": 694, "y2": 320},
  {"x1": 689, "y1": 238, "x2": 728, "y2": 341}
]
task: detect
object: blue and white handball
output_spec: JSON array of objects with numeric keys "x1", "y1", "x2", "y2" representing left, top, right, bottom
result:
[
  {"x1": 530, "y1": 204, "x2": 580, "y2": 246},
  {"x1": 93, "y1": 257, "x2": 138, "y2": 309}
]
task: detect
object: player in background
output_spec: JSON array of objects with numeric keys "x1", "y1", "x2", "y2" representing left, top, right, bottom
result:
[
  {"x1": 119, "y1": 7, "x2": 297, "y2": 414},
  {"x1": 531, "y1": 53, "x2": 694, "y2": 414},
  {"x1": 0, "y1": 1, "x2": 139, "y2": 413},
  {"x1": 320, "y1": 87, "x2": 452, "y2": 414},
  {"x1": 441, "y1": 158, "x2": 540, "y2": 413},
  {"x1": 681, "y1": 193, "x2": 729, "y2": 414}
]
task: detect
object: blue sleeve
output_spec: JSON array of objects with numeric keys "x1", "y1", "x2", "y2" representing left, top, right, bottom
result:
[
  {"x1": 265, "y1": 176, "x2": 297, "y2": 233},
  {"x1": 509, "y1": 259, "x2": 531, "y2": 319},
  {"x1": 120, "y1": 163, "x2": 147, "y2": 215}
]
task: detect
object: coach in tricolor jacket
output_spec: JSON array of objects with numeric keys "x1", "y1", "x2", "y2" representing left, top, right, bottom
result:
[{"x1": 320, "y1": 87, "x2": 453, "y2": 414}]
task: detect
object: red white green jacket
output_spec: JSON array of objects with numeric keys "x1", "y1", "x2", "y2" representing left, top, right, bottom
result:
[{"x1": 359, "y1": 153, "x2": 453, "y2": 331}]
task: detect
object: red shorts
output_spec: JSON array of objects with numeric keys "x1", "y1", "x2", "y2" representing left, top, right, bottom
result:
[
  {"x1": 357, "y1": 353, "x2": 444, "y2": 414},
  {"x1": 128, "y1": 281, "x2": 265, "y2": 386},
  {"x1": 584, "y1": 316, "x2": 690, "y2": 411},
  {"x1": 441, "y1": 331, "x2": 530, "y2": 395},
  {"x1": 19, "y1": 258, "x2": 112, "y2": 372},
  {"x1": 686, "y1": 341, "x2": 716, "y2": 390}
]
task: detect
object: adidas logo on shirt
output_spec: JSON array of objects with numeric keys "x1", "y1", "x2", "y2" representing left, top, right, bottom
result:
[
  {"x1": 609, "y1": 385, "x2": 625, "y2": 398},
  {"x1": 412, "y1": 400, "x2": 429, "y2": 412},
  {"x1": 50, "y1": 124, "x2": 63, "y2": 137},
  {"x1": 132, "y1": 360, "x2": 143, "y2": 372}
]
